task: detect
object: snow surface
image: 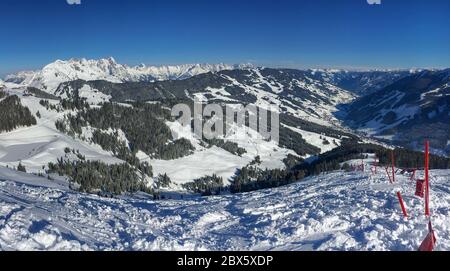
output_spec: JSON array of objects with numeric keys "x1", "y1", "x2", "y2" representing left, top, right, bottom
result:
[
  {"x1": 0, "y1": 164, "x2": 449, "y2": 251},
  {"x1": 69, "y1": 84, "x2": 112, "y2": 105}
]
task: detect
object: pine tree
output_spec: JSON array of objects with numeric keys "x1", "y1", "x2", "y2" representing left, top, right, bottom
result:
[{"x1": 17, "y1": 162, "x2": 27, "y2": 173}]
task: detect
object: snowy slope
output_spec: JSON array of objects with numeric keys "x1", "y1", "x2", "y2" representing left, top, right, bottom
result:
[
  {"x1": 1, "y1": 164, "x2": 449, "y2": 251},
  {"x1": 185, "y1": 68, "x2": 355, "y2": 127},
  {"x1": 0, "y1": 91, "x2": 122, "y2": 173},
  {"x1": 145, "y1": 121, "x2": 296, "y2": 187},
  {"x1": 4, "y1": 58, "x2": 249, "y2": 92},
  {"x1": 282, "y1": 124, "x2": 341, "y2": 153}
]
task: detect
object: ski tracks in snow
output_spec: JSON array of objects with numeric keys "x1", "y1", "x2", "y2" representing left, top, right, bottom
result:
[{"x1": 0, "y1": 168, "x2": 449, "y2": 251}]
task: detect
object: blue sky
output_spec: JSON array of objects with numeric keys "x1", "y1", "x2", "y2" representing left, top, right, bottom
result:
[{"x1": 1, "y1": 0, "x2": 450, "y2": 76}]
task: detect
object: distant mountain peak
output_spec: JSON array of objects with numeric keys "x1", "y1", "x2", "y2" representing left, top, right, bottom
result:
[{"x1": 4, "y1": 57, "x2": 252, "y2": 92}]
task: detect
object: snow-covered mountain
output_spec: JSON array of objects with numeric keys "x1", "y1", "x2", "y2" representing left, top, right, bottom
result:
[
  {"x1": 53, "y1": 67, "x2": 356, "y2": 127},
  {"x1": 4, "y1": 57, "x2": 426, "y2": 97},
  {"x1": 4, "y1": 70, "x2": 40, "y2": 85},
  {"x1": 306, "y1": 69, "x2": 419, "y2": 95},
  {"x1": 4, "y1": 57, "x2": 251, "y2": 92},
  {"x1": 345, "y1": 69, "x2": 450, "y2": 153}
]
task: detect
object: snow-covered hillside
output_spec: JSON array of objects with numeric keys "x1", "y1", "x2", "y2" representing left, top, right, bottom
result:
[
  {"x1": 345, "y1": 69, "x2": 450, "y2": 154},
  {"x1": 211, "y1": 69, "x2": 355, "y2": 126},
  {"x1": 4, "y1": 58, "x2": 250, "y2": 92},
  {"x1": 0, "y1": 89, "x2": 123, "y2": 173},
  {"x1": 0, "y1": 88, "x2": 293, "y2": 186},
  {"x1": 0, "y1": 164, "x2": 449, "y2": 251},
  {"x1": 0, "y1": 76, "x2": 352, "y2": 188}
]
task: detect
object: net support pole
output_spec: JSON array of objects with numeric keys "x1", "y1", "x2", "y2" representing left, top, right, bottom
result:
[
  {"x1": 391, "y1": 150, "x2": 396, "y2": 183},
  {"x1": 397, "y1": 192, "x2": 408, "y2": 218},
  {"x1": 425, "y1": 141, "x2": 430, "y2": 217},
  {"x1": 385, "y1": 167, "x2": 392, "y2": 183}
]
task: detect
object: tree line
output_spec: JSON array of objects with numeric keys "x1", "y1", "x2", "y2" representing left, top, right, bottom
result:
[
  {"x1": 91, "y1": 130, "x2": 152, "y2": 177},
  {"x1": 0, "y1": 95, "x2": 37, "y2": 133},
  {"x1": 231, "y1": 142, "x2": 450, "y2": 194},
  {"x1": 48, "y1": 158, "x2": 153, "y2": 195},
  {"x1": 203, "y1": 138, "x2": 247, "y2": 156},
  {"x1": 231, "y1": 165, "x2": 306, "y2": 193},
  {"x1": 0, "y1": 90, "x2": 7, "y2": 99},
  {"x1": 56, "y1": 101, "x2": 194, "y2": 160},
  {"x1": 377, "y1": 148, "x2": 450, "y2": 169},
  {"x1": 182, "y1": 174, "x2": 224, "y2": 196}
]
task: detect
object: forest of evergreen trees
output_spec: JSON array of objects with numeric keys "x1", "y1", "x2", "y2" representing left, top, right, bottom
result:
[
  {"x1": 182, "y1": 174, "x2": 224, "y2": 196},
  {"x1": 312, "y1": 142, "x2": 450, "y2": 171},
  {"x1": 39, "y1": 99, "x2": 60, "y2": 112},
  {"x1": 279, "y1": 126, "x2": 321, "y2": 156},
  {"x1": 155, "y1": 173, "x2": 172, "y2": 189},
  {"x1": 231, "y1": 165, "x2": 306, "y2": 193},
  {"x1": 376, "y1": 147, "x2": 450, "y2": 169},
  {"x1": 0, "y1": 90, "x2": 7, "y2": 99},
  {"x1": 0, "y1": 95, "x2": 37, "y2": 133},
  {"x1": 56, "y1": 101, "x2": 194, "y2": 160},
  {"x1": 91, "y1": 130, "x2": 153, "y2": 176},
  {"x1": 48, "y1": 158, "x2": 152, "y2": 195},
  {"x1": 26, "y1": 87, "x2": 60, "y2": 100},
  {"x1": 283, "y1": 154, "x2": 304, "y2": 169},
  {"x1": 203, "y1": 138, "x2": 247, "y2": 156},
  {"x1": 280, "y1": 113, "x2": 359, "y2": 141}
]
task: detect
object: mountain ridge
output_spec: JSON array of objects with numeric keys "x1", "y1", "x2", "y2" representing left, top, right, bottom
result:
[
  {"x1": 6, "y1": 57, "x2": 446, "y2": 95},
  {"x1": 4, "y1": 57, "x2": 254, "y2": 92}
]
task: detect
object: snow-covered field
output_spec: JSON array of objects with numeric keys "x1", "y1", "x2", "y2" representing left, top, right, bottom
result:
[
  {"x1": 146, "y1": 121, "x2": 295, "y2": 186},
  {"x1": 1, "y1": 165, "x2": 449, "y2": 251}
]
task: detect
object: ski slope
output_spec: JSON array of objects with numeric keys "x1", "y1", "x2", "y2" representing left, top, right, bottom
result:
[{"x1": 1, "y1": 165, "x2": 449, "y2": 251}]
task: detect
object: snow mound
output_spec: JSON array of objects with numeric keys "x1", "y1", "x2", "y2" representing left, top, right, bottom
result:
[{"x1": 1, "y1": 165, "x2": 449, "y2": 251}]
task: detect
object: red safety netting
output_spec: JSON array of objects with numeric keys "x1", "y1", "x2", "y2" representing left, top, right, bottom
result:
[
  {"x1": 419, "y1": 221, "x2": 437, "y2": 252},
  {"x1": 415, "y1": 179, "x2": 425, "y2": 198}
]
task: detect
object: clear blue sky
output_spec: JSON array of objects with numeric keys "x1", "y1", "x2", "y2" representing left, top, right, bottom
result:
[{"x1": 1, "y1": 0, "x2": 450, "y2": 76}]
